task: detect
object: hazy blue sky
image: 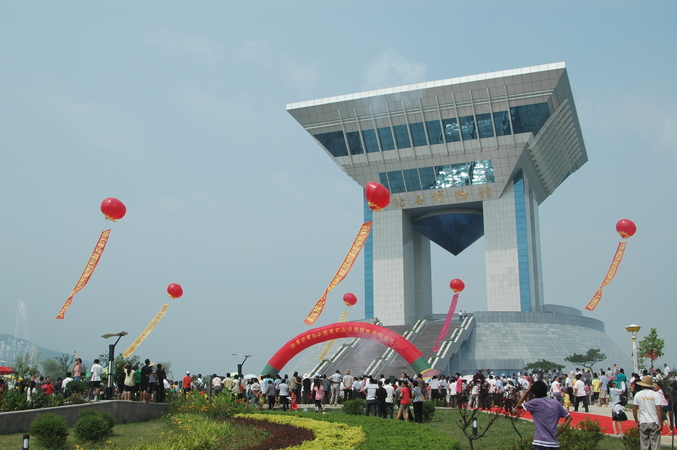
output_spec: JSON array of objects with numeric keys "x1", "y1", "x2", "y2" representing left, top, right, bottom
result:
[{"x1": 1, "y1": 1, "x2": 675, "y2": 378}]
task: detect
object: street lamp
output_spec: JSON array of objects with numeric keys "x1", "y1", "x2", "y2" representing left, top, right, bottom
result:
[
  {"x1": 231, "y1": 353, "x2": 252, "y2": 381},
  {"x1": 625, "y1": 324, "x2": 641, "y2": 375},
  {"x1": 102, "y1": 331, "x2": 128, "y2": 400}
]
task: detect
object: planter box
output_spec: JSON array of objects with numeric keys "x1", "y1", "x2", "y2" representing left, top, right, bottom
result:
[{"x1": 0, "y1": 401, "x2": 168, "y2": 435}]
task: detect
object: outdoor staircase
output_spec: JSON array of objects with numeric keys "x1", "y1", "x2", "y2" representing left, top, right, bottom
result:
[{"x1": 428, "y1": 314, "x2": 475, "y2": 370}]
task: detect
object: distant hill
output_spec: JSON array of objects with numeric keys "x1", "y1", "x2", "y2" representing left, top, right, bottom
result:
[{"x1": 0, "y1": 334, "x2": 78, "y2": 368}]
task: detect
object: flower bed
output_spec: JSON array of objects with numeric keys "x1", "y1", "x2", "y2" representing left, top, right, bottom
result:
[{"x1": 237, "y1": 414, "x2": 366, "y2": 450}]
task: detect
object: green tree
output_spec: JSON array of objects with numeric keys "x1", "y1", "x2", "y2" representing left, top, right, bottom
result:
[
  {"x1": 41, "y1": 353, "x2": 74, "y2": 379},
  {"x1": 523, "y1": 359, "x2": 565, "y2": 374},
  {"x1": 564, "y1": 348, "x2": 606, "y2": 371},
  {"x1": 12, "y1": 352, "x2": 40, "y2": 378},
  {"x1": 638, "y1": 328, "x2": 665, "y2": 369}
]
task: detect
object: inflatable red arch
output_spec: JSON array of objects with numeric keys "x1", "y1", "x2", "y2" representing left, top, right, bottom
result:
[{"x1": 261, "y1": 322, "x2": 431, "y2": 377}]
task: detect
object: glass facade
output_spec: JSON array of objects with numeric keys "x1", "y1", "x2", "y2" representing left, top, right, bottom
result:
[
  {"x1": 378, "y1": 127, "x2": 395, "y2": 151},
  {"x1": 362, "y1": 129, "x2": 380, "y2": 153},
  {"x1": 346, "y1": 131, "x2": 363, "y2": 155},
  {"x1": 410, "y1": 122, "x2": 428, "y2": 147},
  {"x1": 314, "y1": 103, "x2": 550, "y2": 157},
  {"x1": 378, "y1": 160, "x2": 494, "y2": 194},
  {"x1": 514, "y1": 171, "x2": 531, "y2": 312},
  {"x1": 393, "y1": 124, "x2": 411, "y2": 149},
  {"x1": 363, "y1": 199, "x2": 374, "y2": 319}
]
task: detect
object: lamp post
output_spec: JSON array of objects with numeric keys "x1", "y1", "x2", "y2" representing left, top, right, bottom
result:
[
  {"x1": 625, "y1": 324, "x2": 641, "y2": 375},
  {"x1": 231, "y1": 353, "x2": 252, "y2": 381},
  {"x1": 101, "y1": 331, "x2": 128, "y2": 400}
]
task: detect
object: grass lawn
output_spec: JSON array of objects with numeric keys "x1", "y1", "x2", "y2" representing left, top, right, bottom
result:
[
  {"x1": 0, "y1": 407, "x2": 630, "y2": 450},
  {"x1": 0, "y1": 416, "x2": 271, "y2": 450},
  {"x1": 0, "y1": 419, "x2": 169, "y2": 449},
  {"x1": 423, "y1": 408, "x2": 628, "y2": 450}
]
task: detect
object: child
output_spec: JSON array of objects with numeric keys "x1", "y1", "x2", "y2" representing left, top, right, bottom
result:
[
  {"x1": 313, "y1": 378, "x2": 324, "y2": 412},
  {"x1": 563, "y1": 387, "x2": 573, "y2": 411}
]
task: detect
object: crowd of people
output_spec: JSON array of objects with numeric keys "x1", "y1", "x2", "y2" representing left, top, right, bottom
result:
[{"x1": 2, "y1": 354, "x2": 674, "y2": 448}]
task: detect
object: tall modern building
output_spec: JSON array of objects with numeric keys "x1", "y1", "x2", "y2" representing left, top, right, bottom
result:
[{"x1": 287, "y1": 63, "x2": 631, "y2": 375}]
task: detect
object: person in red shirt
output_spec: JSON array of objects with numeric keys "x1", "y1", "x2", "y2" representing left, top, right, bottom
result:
[
  {"x1": 395, "y1": 380, "x2": 411, "y2": 421},
  {"x1": 182, "y1": 371, "x2": 193, "y2": 394},
  {"x1": 42, "y1": 377, "x2": 55, "y2": 395}
]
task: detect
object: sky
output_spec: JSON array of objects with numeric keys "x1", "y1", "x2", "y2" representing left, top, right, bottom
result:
[{"x1": 1, "y1": 1, "x2": 676, "y2": 379}]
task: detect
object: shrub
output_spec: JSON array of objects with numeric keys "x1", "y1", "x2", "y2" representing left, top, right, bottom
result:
[
  {"x1": 342, "y1": 398, "x2": 366, "y2": 415},
  {"x1": 168, "y1": 390, "x2": 248, "y2": 418},
  {"x1": 206, "y1": 391, "x2": 247, "y2": 418},
  {"x1": 99, "y1": 411, "x2": 116, "y2": 429},
  {"x1": 65, "y1": 380, "x2": 87, "y2": 397},
  {"x1": 73, "y1": 410, "x2": 114, "y2": 443},
  {"x1": 558, "y1": 417, "x2": 604, "y2": 450},
  {"x1": 1, "y1": 389, "x2": 29, "y2": 411},
  {"x1": 621, "y1": 426, "x2": 640, "y2": 450},
  {"x1": 29, "y1": 413, "x2": 69, "y2": 449},
  {"x1": 422, "y1": 400, "x2": 436, "y2": 421}
]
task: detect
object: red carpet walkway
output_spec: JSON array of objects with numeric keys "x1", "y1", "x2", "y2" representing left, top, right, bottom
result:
[{"x1": 515, "y1": 406, "x2": 673, "y2": 437}]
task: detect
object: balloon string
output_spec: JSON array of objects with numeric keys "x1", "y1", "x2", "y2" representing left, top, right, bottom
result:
[{"x1": 35, "y1": 318, "x2": 57, "y2": 349}]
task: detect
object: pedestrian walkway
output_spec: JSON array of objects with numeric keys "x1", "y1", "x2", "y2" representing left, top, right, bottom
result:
[{"x1": 519, "y1": 403, "x2": 676, "y2": 446}]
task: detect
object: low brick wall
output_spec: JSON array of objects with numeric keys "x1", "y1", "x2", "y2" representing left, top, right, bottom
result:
[{"x1": 0, "y1": 401, "x2": 168, "y2": 435}]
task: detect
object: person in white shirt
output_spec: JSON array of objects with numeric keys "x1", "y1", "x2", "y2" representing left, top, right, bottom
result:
[
  {"x1": 364, "y1": 378, "x2": 378, "y2": 416},
  {"x1": 633, "y1": 376, "x2": 663, "y2": 449},
  {"x1": 329, "y1": 370, "x2": 342, "y2": 405},
  {"x1": 342, "y1": 370, "x2": 354, "y2": 402},
  {"x1": 87, "y1": 359, "x2": 105, "y2": 401},
  {"x1": 212, "y1": 374, "x2": 223, "y2": 396},
  {"x1": 573, "y1": 374, "x2": 589, "y2": 412},
  {"x1": 61, "y1": 372, "x2": 73, "y2": 395},
  {"x1": 429, "y1": 376, "x2": 440, "y2": 401},
  {"x1": 383, "y1": 379, "x2": 395, "y2": 418},
  {"x1": 550, "y1": 376, "x2": 562, "y2": 404},
  {"x1": 439, "y1": 375, "x2": 448, "y2": 406}
]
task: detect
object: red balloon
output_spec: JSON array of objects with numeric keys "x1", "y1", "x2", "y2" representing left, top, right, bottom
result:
[
  {"x1": 343, "y1": 293, "x2": 358, "y2": 307},
  {"x1": 167, "y1": 283, "x2": 183, "y2": 299},
  {"x1": 365, "y1": 182, "x2": 390, "y2": 211},
  {"x1": 100, "y1": 198, "x2": 127, "y2": 222},
  {"x1": 615, "y1": 219, "x2": 636, "y2": 239},
  {"x1": 449, "y1": 279, "x2": 465, "y2": 293}
]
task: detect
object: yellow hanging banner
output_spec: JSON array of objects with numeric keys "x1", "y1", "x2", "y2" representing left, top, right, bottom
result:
[
  {"x1": 123, "y1": 304, "x2": 170, "y2": 357},
  {"x1": 304, "y1": 222, "x2": 372, "y2": 326},
  {"x1": 585, "y1": 241, "x2": 626, "y2": 311},
  {"x1": 56, "y1": 230, "x2": 111, "y2": 319}
]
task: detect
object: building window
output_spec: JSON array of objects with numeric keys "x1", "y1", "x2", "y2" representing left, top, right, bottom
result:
[
  {"x1": 403, "y1": 168, "x2": 422, "y2": 191},
  {"x1": 387, "y1": 170, "x2": 406, "y2": 194},
  {"x1": 426, "y1": 120, "x2": 444, "y2": 144},
  {"x1": 476, "y1": 113, "x2": 494, "y2": 138},
  {"x1": 379, "y1": 172, "x2": 389, "y2": 189},
  {"x1": 346, "y1": 131, "x2": 364, "y2": 155},
  {"x1": 419, "y1": 166, "x2": 436, "y2": 190},
  {"x1": 443, "y1": 118, "x2": 460, "y2": 142},
  {"x1": 493, "y1": 111, "x2": 512, "y2": 136},
  {"x1": 459, "y1": 115, "x2": 477, "y2": 140},
  {"x1": 393, "y1": 125, "x2": 411, "y2": 149},
  {"x1": 362, "y1": 129, "x2": 380, "y2": 153},
  {"x1": 409, "y1": 122, "x2": 428, "y2": 147},
  {"x1": 511, "y1": 103, "x2": 550, "y2": 135},
  {"x1": 314, "y1": 131, "x2": 348, "y2": 157},
  {"x1": 379, "y1": 160, "x2": 494, "y2": 194},
  {"x1": 377, "y1": 127, "x2": 395, "y2": 151}
]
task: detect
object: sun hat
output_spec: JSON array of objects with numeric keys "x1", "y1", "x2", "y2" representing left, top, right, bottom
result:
[{"x1": 636, "y1": 375, "x2": 655, "y2": 388}]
